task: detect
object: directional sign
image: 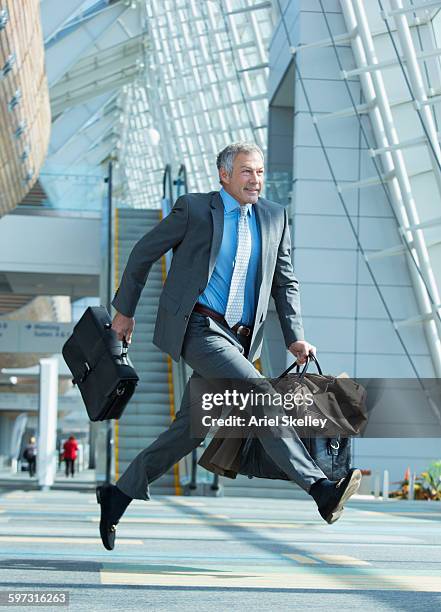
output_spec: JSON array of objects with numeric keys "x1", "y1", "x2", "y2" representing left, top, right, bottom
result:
[
  {"x1": 0, "y1": 320, "x2": 19, "y2": 350},
  {"x1": 0, "y1": 321, "x2": 74, "y2": 353}
]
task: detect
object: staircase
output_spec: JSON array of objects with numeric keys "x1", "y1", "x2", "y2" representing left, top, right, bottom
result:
[{"x1": 114, "y1": 208, "x2": 178, "y2": 495}]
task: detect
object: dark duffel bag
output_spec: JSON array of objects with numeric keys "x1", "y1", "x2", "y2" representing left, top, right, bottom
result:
[
  {"x1": 238, "y1": 355, "x2": 358, "y2": 482},
  {"x1": 198, "y1": 355, "x2": 360, "y2": 481},
  {"x1": 239, "y1": 434, "x2": 351, "y2": 482},
  {"x1": 62, "y1": 306, "x2": 139, "y2": 421}
]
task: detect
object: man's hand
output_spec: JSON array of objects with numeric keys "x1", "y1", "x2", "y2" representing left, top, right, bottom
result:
[
  {"x1": 288, "y1": 340, "x2": 316, "y2": 365},
  {"x1": 112, "y1": 311, "x2": 135, "y2": 344}
]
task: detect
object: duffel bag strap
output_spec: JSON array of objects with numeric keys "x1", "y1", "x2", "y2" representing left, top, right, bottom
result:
[{"x1": 275, "y1": 353, "x2": 323, "y2": 383}]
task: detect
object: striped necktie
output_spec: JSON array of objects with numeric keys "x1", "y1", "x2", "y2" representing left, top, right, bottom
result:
[{"x1": 224, "y1": 204, "x2": 252, "y2": 327}]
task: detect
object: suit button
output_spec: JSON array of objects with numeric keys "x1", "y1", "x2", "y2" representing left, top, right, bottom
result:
[{"x1": 184, "y1": 314, "x2": 189, "y2": 320}]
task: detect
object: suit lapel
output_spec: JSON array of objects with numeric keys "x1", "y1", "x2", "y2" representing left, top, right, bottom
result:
[
  {"x1": 254, "y1": 197, "x2": 271, "y2": 298},
  {"x1": 249, "y1": 197, "x2": 272, "y2": 349},
  {"x1": 208, "y1": 191, "x2": 224, "y2": 279}
]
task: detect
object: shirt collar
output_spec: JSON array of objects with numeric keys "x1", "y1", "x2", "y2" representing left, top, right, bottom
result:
[{"x1": 219, "y1": 188, "x2": 252, "y2": 216}]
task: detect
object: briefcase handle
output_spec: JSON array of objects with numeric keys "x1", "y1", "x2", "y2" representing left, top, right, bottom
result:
[
  {"x1": 104, "y1": 323, "x2": 129, "y2": 358},
  {"x1": 121, "y1": 337, "x2": 129, "y2": 358},
  {"x1": 275, "y1": 353, "x2": 322, "y2": 383}
]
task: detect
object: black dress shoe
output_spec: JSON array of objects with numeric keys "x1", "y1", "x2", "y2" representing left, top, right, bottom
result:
[
  {"x1": 96, "y1": 484, "x2": 118, "y2": 550},
  {"x1": 313, "y1": 468, "x2": 362, "y2": 524}
]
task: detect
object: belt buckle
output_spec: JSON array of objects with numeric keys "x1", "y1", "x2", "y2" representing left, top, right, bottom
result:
[{"x1": 236, "y1": 325, "x2": 250, "y2": 337}]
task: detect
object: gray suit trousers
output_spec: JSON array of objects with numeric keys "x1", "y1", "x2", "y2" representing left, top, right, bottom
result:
[{"x1": 116, "y1": 312, "x2": 327, "y2": 500}]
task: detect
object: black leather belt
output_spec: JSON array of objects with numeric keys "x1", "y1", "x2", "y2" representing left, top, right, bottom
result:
[{"x1": 193, "y1": 303, "x2": 252, "y2": 337}]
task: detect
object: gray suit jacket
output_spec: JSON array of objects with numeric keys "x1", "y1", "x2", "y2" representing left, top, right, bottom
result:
[{"x1": 111, "y1": 190, "x2": 304, "y2": 363}]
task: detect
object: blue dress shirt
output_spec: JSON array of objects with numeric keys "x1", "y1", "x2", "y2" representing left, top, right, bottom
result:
[{"x1": 199, "y1": 188, "x2": 261, "y2": 326}]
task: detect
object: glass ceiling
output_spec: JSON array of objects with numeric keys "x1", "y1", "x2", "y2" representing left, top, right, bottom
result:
[{"x1": 115, "y1": 0, "x2": 273, "y2": 208}]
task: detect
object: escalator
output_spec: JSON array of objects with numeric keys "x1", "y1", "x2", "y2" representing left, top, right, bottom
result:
[{"x1": 113, "y1": 205, "x2": 180, "y2": 495}]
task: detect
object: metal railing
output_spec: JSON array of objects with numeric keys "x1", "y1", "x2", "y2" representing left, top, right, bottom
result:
[{"x1": 15, "y1": 164, "x2": 106, "y2": 213}]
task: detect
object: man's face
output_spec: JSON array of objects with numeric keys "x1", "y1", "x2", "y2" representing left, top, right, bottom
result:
[{"x1": 220, "y1": 151, "x2": 264, "y2": 205}]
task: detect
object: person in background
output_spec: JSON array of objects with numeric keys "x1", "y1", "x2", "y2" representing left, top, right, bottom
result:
[
  {"x1": 23, "y1": 436, "x2": 37, "y2": 478},
  {"x1": 63, "y1": 435, "x2": 79, "y2": 477}
]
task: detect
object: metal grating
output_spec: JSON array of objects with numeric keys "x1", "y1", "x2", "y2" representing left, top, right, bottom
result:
[{"x1": 115, "y1": 0, "x2": 273, "y2": 208}]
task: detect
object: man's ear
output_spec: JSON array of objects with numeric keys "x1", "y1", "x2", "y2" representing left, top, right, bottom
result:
[{"x1": 219, "y1": 167, "x2": 230, "y2": 185}]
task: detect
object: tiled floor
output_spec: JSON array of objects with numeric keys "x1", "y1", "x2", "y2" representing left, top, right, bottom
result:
[{"x1": 0, "y1": 488, "x2": 440, "y2": 610}]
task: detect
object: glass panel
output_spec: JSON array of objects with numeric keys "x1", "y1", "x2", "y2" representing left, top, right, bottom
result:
[
  {"x1": 115, "y1": 0, "x2": 272, "y2": 208},
  {"x1": 27, "y1": 162, "x2": 107, "y2": 212}
]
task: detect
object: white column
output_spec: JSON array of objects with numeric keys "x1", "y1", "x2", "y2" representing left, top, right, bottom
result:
[
  {"x1": 389, "y1": 0, "x2": 441, "y2": 194},
  {"x1": 37, "y1": 357, "x2": 58, "y2": 490}
]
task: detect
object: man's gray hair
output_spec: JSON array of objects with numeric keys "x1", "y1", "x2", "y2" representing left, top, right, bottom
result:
[{"x1": 216, "y1": 142, "x2": 264, "y2": 178}]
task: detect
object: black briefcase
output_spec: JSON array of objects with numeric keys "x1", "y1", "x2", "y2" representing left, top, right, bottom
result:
[{"x1": 62, "y1": 306, "x2": 139, "y2": 421}]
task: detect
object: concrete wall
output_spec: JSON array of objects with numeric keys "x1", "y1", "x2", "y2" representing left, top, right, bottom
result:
[
  {"x1": 0, "y1": 211, "x2": 101, "y2": 298},
  {"x1": 267, "y1": 0, "x2": 440, "y2": 484},
  {"x1": 268, "y1": 0, "x2": 434, "y2": 377},
  {"x1": 0, "y1": 213, "x2": 101, "y2": 276}
]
